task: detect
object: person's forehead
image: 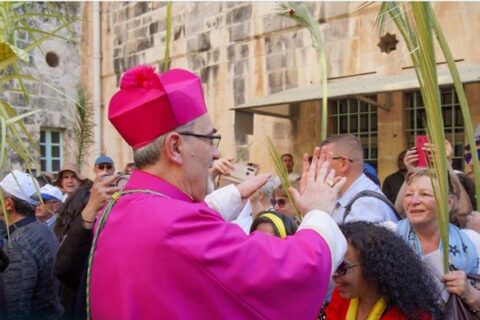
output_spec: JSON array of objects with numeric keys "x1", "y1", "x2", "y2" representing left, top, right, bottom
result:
[
  {"x1": 62, "y1": 171, "x2": 76, "y2": 177},
  {"x1": 193, "y1": 114, "x2": 215, "y2": 131},
  {"x1": 345, "y1": 244, "x2": 359, "y2": 261}
]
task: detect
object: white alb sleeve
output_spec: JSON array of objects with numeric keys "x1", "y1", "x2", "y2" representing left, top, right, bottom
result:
[
  {"x1": 204, "y1": 184, "x2": 245, "y2": 221},
  {"x1": 298, "y1": 210, "x2": 347, "y2": 277}
]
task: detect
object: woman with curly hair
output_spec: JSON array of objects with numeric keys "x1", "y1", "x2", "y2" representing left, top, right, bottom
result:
[{"x1": 326, "y1": 221, "x2": 443, "y2": 320}]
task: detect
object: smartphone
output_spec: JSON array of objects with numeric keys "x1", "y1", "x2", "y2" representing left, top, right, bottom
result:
[
  {"x1": 416, "y1": 135, "x2": 429, "y2": 167},
  {"x1": 217, "y1": 163, "x2": 257, "y2": 188}
]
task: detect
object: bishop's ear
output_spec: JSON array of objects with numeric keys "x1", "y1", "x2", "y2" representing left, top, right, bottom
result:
[{"x1": 163, "y1": 132, "x2": 184, "y2": 165}]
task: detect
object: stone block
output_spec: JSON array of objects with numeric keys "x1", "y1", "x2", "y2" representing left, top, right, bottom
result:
[
  {"x1": 266, "y1": 53, "x2": 285, "y2": 70},
  {"x1": 157, "y1": 19, "x2": 166, "y2": 33},
  {"x1": 268, "y1": 71, "x2": 283, "y2": 93},
  {"x1": 229, "y1": 22, "x2": 250, "y2": 42},
  {"x1": 233, "y1": 77, "x2": 245, "y2": 94},
  {"x1": 200, "y1": 65, "x2": 219, "y2": 83},
  {"x1": 185, "y1": 19, "x2": 203, "y2": 37},
  {"x1": 286, "y1": 50, "x2": 295, "y2": 68},
  {"x1": 188, "y1": 53, "x2": 205, "y2": 70},
  {"x1": 114, "y1": 47, "x2": 122, "y2": 58},
  {"x1": 227, "y1": 44, "x2": 235, "y2": 61},
  {"x1": 134, "y1": 27, "x2": 148, "y2": 39},
  {"x1": 149, "y1": 22, "x2": 158, "y2": 35},
  {"x1": 142, "y1": 15, "x2": 152, "y2": 25},
  {"x1": 263, "y1": 15, "x2": 284, "y2": 33},
  {"x1": 234, "y1": 61, "x2": 244, "y2": 77},
  {"x1": 226, "y1": 5, "x2": 252, "y2": 25},
  {"x1": 264, "y1": 36, "x2": 283, "y2": 55},
  {"x1": 136, "y1": 38, "x2": 152, "y2": 51},
  {"x1": 26, "y1": 83, "x2": 41, "y2": 95},
  {"x1": 204, "y1": 2, "x2": 222, "y2": 17},
  {"x1": 209, "y1": 29, "x2": 221, "y2": 48},
  {"x1": 115, "y1": 34, "x2": 124, "y2": 46},
  {"x1": 225, "y1": 2, "x2": 242, "y2": 9},
  {"x1": 285, "y1": 69, "x2": 298, "y2": 89},
  {"x1": 187, "y1": 37, "x2": 198, "y2": 52},
  {"x1": 174, "y1": 25, "x2": 184, "y2": 41},
  {"x1": 197, "y1": 32, "x2": 211, "y2": 52},
  {"x1": 240, "y1": 44, "x2": 249, "y2": 59},
  {"x1": 116, "y1": 9, "x2": 126, "y2": 24},
  {"x1": 134, "y1": 2, "x2": 149, "y2": 17},
  {"x1": 234, "y1": 93, "x2": 245, "y2": 106},
  {"x1": 127, "y1": 18, "x2": 141, "y2": 30},
  {"x1": 207, "y1": 49, "x2": 220, "y2": 64},
  {"x1": 205, "y1": 16, "x2": 223, "y2": 30}
]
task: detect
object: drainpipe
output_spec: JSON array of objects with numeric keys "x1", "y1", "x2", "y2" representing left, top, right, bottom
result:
[{"x1": 92, "y1": 1, "x2": 102, "y2": 156}]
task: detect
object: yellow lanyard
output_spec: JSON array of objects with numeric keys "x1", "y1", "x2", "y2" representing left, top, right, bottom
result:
[{"x1": 345, "y1": 297, "x2": 387, "y2": 320}]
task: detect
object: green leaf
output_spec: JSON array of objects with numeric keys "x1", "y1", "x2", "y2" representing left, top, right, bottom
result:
[
  {"x1": 0, "y1": 39, "x2": 29, "y2": 62},
  {"x1": 0, "y1": 21, "x2": 72, "y2": 71},
  {"x1": 266, "y1": 136, "x2": 302, "y2": 219}
]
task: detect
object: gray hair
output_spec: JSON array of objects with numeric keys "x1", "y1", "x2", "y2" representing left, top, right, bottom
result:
[
  {"x1": 319, "y1": 134, "x2": 364, "y2": 163},
  {"x1": 133, "y1": 121, "x2": 196, "y2": 169}
]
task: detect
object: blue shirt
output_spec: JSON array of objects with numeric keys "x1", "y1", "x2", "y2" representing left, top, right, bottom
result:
[{"x1": 332, "y1": 173, "x2": 398, "y2": 224}]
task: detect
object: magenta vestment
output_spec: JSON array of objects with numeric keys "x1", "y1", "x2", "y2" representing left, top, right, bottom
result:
[{"x1": 90, "y1": 170, "x2": 332, "y2": 319}]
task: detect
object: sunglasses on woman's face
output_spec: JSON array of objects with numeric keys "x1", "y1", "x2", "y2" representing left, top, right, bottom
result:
[
  {"x1": 270, "y1": 198, "x2": 287, "y2": 208},
  {"x1": 464, "y1": 149, "x2": 480, "y2": 164},
  {"x1": 334, "y1": 260, "x2": 358, "y2": 276}
]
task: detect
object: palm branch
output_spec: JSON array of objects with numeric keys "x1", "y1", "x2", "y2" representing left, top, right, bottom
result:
[
  {"x1": 266, "y1": 136, "x2": 301, "y2": 220},
  {"x1": 161, "y1": 2, "x2": 173, "y2": 73},
  {"x1": 72, "y1": 86, "x2": 95, "y2": 169},
  {"x1": 430, "y1": 13, "x2": 480, "y2": 207},
  {"x1": 0, "y1": 2, "x2": 77, "y2": 233},
  {"x1": 376, "y1": 1, "x2": 453, "y2": 274},
  {"x1": 277, "y1": 2, "x2": 328, "y2": 141}
]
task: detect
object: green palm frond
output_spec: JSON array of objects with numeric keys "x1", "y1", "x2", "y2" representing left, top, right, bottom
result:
[
  {"x1": 73, "y1": 86, "x2": 95, "y2": 169},
  {"x1": 161, "y1": 2, "x2": 173, "y2": 73},
  {"x1": 431, "y1": 13, "x2": 480, "y2": 207},
  {"x1": 277, "y1": 2, "x2": 328, "y2": 141},
  {"x1": 266, "y1": 136, "x2": 301, "y2": 220},
  {"x1": 0, "y1": 2, "x2": 78, "y2": 239},
  {"x1": 376, "y1": 1, "x2": 454, "y2": 274}
]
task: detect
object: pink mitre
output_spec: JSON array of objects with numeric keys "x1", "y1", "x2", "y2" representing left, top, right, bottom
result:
[{"x1": 108, "y1": 65, "x2": 208, "y2": 149}]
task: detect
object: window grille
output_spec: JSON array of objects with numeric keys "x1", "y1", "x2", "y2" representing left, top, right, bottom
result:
[
  {"x1": 405, "y1": 87, "x2": 464, "y2": 170},
  {"x1": 329, "y1": 96, "x2": 378, "y2": 168}
]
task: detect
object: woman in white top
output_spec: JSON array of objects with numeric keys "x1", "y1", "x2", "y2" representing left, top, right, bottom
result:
[{"x1": 396, "y1": 168, "x2": 480, "y2": 313}]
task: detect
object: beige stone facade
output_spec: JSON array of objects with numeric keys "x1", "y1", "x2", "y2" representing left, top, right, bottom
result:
[{"x1": 79, "y1": 2, "x2": 480, "y2": 182}]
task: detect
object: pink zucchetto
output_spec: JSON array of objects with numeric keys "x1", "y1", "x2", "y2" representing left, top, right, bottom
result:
[{"x1": 108, "y1": 66, "x2": 208, "y2": 149}]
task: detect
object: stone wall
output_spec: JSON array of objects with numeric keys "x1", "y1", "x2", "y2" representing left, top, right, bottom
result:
[
  {"x1": 93, "y1": 2, "x2": 480, "y2": 179},
  {"x1": 4, "y1": 3, "x2": 82, "y2": 174}
]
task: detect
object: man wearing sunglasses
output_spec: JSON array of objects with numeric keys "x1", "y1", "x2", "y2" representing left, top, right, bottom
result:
[
  {"x1": 93, "y1": 155, "x2": 116, "y2": 176},
  {"x1": 320, "y1": 134, "x2": 398, "y2": 225},
  {"x1": 89, "y1": 65, "x2": 347, "y2": 320}
]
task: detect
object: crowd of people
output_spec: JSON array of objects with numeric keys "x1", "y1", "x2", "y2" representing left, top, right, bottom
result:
[{"x1": 0, "y1": 64, "x2": 480, "y2": 319}]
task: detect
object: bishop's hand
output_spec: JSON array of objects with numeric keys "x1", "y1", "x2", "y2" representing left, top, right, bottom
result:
[{"x1": 289, "y1": 146, "x2": 346, "y2": 215}]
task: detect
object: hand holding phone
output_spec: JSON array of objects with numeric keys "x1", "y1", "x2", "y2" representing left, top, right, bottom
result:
[
  {"x1": 217, "y1": 163, "x2": 257, "y2": 188},
  {"x1": 416, "y1": 135, "x2": 429, "y2": 168}
]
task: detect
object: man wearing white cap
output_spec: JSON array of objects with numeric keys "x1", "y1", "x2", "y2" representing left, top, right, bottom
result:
[
  {"x1": 35, "y1": 184, "x2": 63, "y2": 231},
  {"x1": 0, "y1": 170, "x2": 63, "y2": 319}
]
